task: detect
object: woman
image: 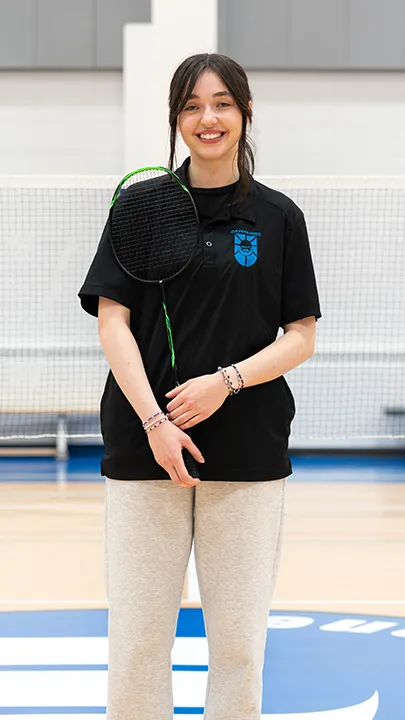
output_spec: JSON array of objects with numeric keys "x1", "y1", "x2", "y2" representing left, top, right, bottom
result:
[{"x1": 79, "y1": 53, "x2": 321, "y2": 720}]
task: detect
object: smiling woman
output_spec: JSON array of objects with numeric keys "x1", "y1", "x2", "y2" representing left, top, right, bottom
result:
[
  {"x1": 169, "y1": 53, "x2": 254, "y2": 193},
  {"x1": 78, "y1": 52, "x2": 321, "y2": 720}
]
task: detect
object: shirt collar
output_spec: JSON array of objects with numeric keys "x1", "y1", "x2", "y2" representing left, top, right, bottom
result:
[{"x1": 175, "y1": 156, "x2": 257, "y2": 224}]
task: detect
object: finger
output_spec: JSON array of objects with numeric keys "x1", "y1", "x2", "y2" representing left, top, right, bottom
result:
[
  {"x1": 183, "y1": 435, "x2": 205, "y2": 464},
  {"x1": 169, "y1": 409, "x2": 194, "y2": 424},
  {"x1": 166, "y1": 393, "x2": 188, "y2": 413},
  {"x1": 166, "y1": 380, "x2": 191, "y2": 398},
  {"x1": 173, "y1": 411, "x2": 199, "y2": 428},
  {"x1": 173, "y1": 462, "x2": 200, "y2": 487},
  {"x1": 168, "y1": 465, "x2": 187, "y2": 487},
  {"x1": 168, "y1": 467, "x2": 182, "y2": 486},
  {"x1": 169, "y1": 466, "x2": 187, "y2": 487},
  {"x1": 179, "y1": 415, "x2": 203, "y2": 430},
  {"x1": 165, "y1": 387, "x2": 180, "y2": 400}
]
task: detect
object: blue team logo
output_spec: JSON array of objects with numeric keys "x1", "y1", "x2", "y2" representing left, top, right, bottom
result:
[
  {"x1": 232, "y1": 229, "x2": 261, "y2": 267},
  {"x1": 1, "y1": 609, "x2": 405, "y2": 715}
]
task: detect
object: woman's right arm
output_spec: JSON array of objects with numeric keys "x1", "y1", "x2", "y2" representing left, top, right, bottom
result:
[{"x1": 97, "y1": 296, "x2": 203, "y2": 487}]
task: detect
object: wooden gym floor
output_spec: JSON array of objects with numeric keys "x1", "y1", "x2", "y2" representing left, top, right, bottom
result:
[{"x1": 1, "y1": 466, "x2": 405, "y2": 618}]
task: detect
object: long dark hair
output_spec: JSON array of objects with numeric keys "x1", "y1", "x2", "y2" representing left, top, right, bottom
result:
[{"x1": 169, "y1": 53, "x2": 254, "y2": 198}]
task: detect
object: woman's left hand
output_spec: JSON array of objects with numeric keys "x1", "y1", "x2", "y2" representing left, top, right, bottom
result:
[{"x1": 166, "y1": 373, "x2": 228, "y2": 430}]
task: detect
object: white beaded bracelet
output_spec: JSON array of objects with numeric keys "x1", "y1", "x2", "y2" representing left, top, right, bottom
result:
[{"x1": 144, "y1": 415, "x2": 169, "y2": 434}]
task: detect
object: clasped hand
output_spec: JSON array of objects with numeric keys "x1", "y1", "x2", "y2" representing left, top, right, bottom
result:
[{"x1": 166, "y1": 372, "x2": 228, "y2": 430}]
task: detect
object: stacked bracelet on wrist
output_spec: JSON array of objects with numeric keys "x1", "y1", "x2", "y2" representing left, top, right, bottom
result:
[
  {"x1": 231, "y1": 363, "x2": 245, "y2": 392},
  {"x1": 142, "y1": 410, "x2": 168, "y2": 434},
  {"x1": 217, "y1": 364, "x2": 245, "y2": 396}
]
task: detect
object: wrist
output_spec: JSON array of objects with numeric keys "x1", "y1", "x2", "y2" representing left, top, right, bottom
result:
[
  {"x1": 146, "y1": 416, "x2": 171, "y2": 438},
  {"x1": 142, "y1": 410, "x2": 167, "y2": 433},
  {"x1": 217, "y1": 364, "x2": 245, "y2": 396},
  {"x1": 213, "y1": 370, "x2": 230, "y2": 399},
  {"x1": 225, "y1": 365, "x2": 239, "y2": 391}
]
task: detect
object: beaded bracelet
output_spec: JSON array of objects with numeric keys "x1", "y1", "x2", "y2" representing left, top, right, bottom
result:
[
  {"x1": 142, "y1": 410, "x2": 164, "y2": 429},
  {"x1": 231, "y1": 363, "x2": 244, "y2": 393},
  {"x1": 144, "y1": 416, "x2": 169, "y2": 434},
  {"x1": 217, "y1": 366, "x2": 235, "y2": 396}
]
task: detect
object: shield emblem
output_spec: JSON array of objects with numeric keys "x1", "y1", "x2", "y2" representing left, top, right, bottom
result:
[{"x1": 232, "y1": 230, "x2": 260, "y2": 267}]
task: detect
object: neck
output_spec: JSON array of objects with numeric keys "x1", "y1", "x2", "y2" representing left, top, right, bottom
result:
[{"x1": 187, "y1": 153, "x2": 239, "y2": 189}]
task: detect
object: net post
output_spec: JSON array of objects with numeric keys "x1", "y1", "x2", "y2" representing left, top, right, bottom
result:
[{"x1": 56, "y1": 415, "x2": 69, "y2": 462}]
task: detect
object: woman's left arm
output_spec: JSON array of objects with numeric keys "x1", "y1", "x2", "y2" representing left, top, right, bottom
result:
[
  {"x1": 166, "y1": 315, "x2": 316, "y2": 430},
  {"x1": 234, "y1": 314, "x2": 316, "y2": 389}
]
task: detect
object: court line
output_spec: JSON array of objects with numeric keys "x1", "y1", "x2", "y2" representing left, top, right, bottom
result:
[
  {"x1": 271, "y1": 600, "x2": 405, "y2": 605},
  {"x1": 2, "y1": 503, "x2": 405, "y2": 512},
  {"x1": 2, "y1": 600, "x2": 405, "y2": 606}
]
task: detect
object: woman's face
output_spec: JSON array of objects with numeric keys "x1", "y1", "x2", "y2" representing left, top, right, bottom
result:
[{"x1": 177, "y1": 70, "x2": 243, "y2": 166}]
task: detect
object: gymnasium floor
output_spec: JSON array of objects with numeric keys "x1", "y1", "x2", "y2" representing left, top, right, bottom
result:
[{"x1": 1, "y1": 450, "x2": 405, "y2": 718}]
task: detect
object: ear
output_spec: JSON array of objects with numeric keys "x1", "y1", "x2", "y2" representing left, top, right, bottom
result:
[{"x1": 248, "y1": 100, "x2": 253, "y2": 113}]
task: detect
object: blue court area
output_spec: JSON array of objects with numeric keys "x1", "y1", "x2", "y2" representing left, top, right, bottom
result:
[
  {"x1": 0, "y1": 607, "x2": 404, "y2": 717},
  {"x1": 1, "y1": 447, "x2": 405, "y2": 483}
]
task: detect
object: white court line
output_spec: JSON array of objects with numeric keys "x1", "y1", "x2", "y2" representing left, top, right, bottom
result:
[
  {"x1": 1, "y1": 599, "x2": 405, "y2": 606},
  {"x1": 0, "y1": 669, "x2": 207, "y2": 707},
  {"x1": 0, "y1": 693, "x2": 381, "y2": 720},
  {"x1": 0, "y1": 717, "x2": 104, "y2": 720},
  {"x1": 2, "y1": 503, "x2": 405, "y2": 512},
  {"x1": 271, "y1": 600, "x2": 405, "y2": 605},
  {"x1": 0, "y1": 504, "x2": 101, "y2": 512},
  {"x1": 0, "y1": 601, "x2": 109, "y2": 606}
]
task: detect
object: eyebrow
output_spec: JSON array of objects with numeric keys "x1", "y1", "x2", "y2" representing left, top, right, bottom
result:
[{"x1": 187, "y1": 91, "x2": 232, "y2": 100}]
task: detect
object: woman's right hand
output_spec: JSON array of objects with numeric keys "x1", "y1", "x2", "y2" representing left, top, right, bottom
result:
[{"x1": 147, "y1": 419, "x2": 204, "y2": 487}]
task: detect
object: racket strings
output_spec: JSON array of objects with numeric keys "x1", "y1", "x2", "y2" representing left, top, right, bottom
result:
[{"x1": 111, "y1": 171, "x2": 198, "y2": 282}]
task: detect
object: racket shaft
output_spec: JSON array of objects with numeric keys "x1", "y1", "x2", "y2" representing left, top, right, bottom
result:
[{"x1": 162, "y1": 284, "x2": 201, "y2": 481}]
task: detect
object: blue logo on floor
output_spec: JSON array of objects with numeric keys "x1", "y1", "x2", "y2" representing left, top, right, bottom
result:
[{"x1": 0, "y1": 609, "x2": 404, "y2": 716}]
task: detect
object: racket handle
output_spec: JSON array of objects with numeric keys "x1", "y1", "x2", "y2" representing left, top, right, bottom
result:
[{"x1": 182, "y1": 448, "x2": 201, "y2": 479}]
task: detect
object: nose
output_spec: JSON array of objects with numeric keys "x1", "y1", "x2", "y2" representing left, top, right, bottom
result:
[{"x1": 201, "y1": 105, "x2": 217, "y2": 126}]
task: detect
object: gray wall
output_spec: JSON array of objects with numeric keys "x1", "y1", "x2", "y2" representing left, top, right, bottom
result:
[
  {"x1": 1, "y1": 0, "x2": 405, "y2": 70},
  {"x1": 219, "y1": 0, "x2": 405, "y2": 70},
  {"x1": 0, "y1": 0, "x2": 151, "y2": 69}
]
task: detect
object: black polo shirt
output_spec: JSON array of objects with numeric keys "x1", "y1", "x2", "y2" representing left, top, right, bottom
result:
[{"x1": 78, "y1": 157, "x2": 321, "y2": 481}]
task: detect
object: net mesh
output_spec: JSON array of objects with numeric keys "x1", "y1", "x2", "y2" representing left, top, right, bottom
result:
[{"x1": 0, "y1": 175, "x2": 404, "y2": 447}]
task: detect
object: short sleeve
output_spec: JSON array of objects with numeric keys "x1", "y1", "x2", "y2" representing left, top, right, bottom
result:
[
  {"x1": 78, "y1": 213, "x2": 140, "y2": 317},
  {"x1": 280, "y1": 214, "x2": 322, "y2": 327}
]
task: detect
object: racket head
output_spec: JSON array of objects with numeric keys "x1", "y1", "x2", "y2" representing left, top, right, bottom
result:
[{"x1": 109, "y1": 166, "x2": 199, "y2": 283}]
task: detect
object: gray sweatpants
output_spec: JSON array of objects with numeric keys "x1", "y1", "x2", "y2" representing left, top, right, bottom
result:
[{"x1": 105, "y1": 477, "x2": 285, "y2": 720}]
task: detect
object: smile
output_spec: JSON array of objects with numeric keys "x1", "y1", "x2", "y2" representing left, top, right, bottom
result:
[{"x1": 197, "y1": 132, "x2": 225, "y2": 143}]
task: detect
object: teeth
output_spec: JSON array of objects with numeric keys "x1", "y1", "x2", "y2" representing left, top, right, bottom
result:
[{"x1": 200, "y1": 133, "x2": 223, "y2": 140}]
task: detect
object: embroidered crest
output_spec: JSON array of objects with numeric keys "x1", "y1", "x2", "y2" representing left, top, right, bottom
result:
[{"x1": 232, "y1": 230, "x2": 261, "y2": 267}]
